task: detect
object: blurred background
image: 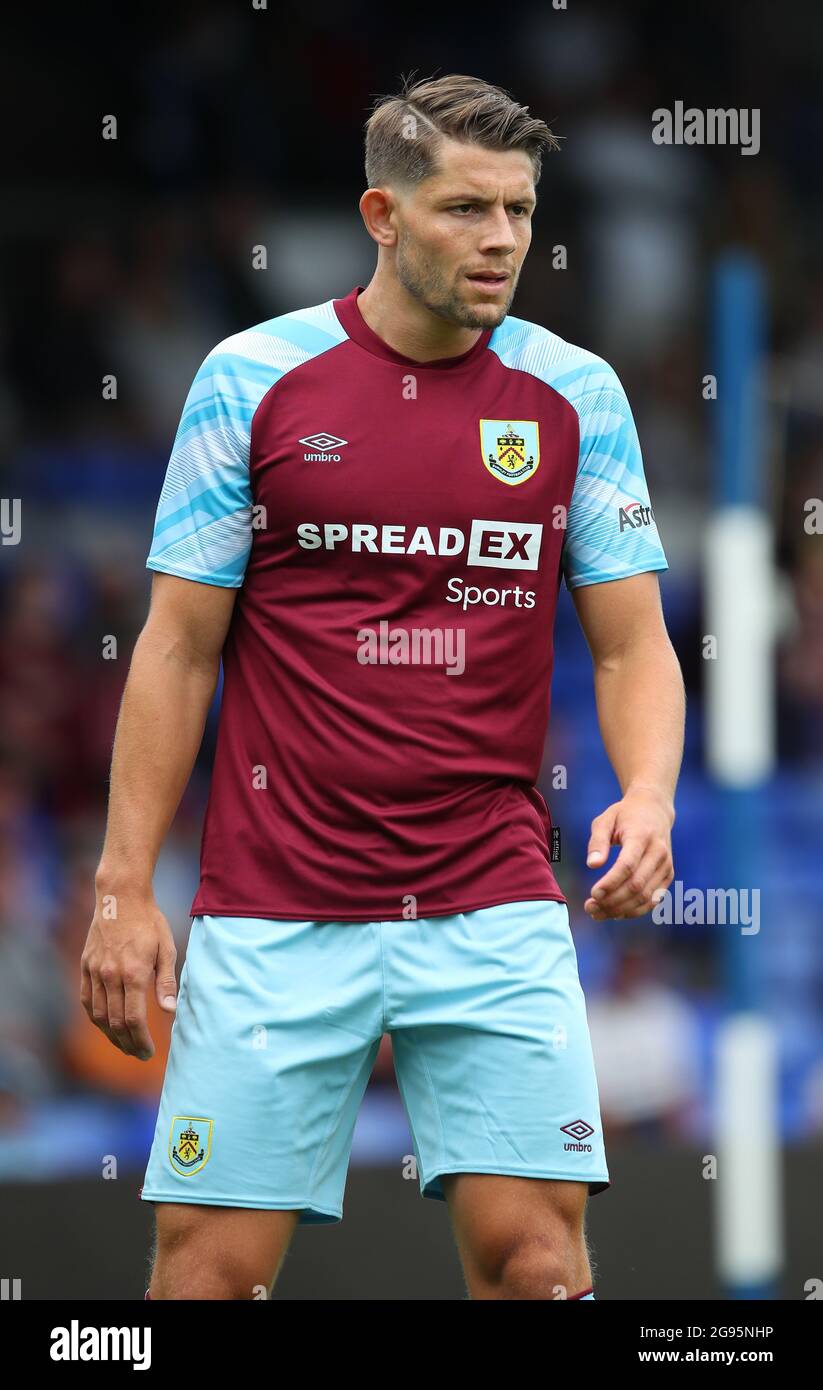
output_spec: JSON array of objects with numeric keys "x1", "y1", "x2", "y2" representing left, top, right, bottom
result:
[{"x1": 1, "y1": 0, "x2": 822, "y2": 1299}]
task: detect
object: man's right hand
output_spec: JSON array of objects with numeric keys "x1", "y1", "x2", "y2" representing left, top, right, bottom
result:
[
  {"x1": 80, "y1": 889, "x2": 178, "y2": 1060},
  {"x1": 80, "y1": 573, "x2": 234, "y2": 1059}
]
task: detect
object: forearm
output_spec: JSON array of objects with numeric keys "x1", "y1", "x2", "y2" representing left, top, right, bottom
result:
[
  {"x1": 592, "y1": 634, "x2": 685, "y2": 817},
  {"x1": 95, "y1": 626, "x2": 220, "y2": 893}
]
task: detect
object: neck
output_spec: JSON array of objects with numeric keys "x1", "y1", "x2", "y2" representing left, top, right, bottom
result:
[{"x1": 356, "y1": 268, "x2": 483, "y2": 363}]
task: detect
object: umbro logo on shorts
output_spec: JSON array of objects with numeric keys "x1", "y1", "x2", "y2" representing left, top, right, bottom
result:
[{"x1": 560, "y1": 1119, "x2": 595, "y2": 1152}]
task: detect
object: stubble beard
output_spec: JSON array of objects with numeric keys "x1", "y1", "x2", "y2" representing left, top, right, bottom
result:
[{"x1": 395, "y1": 235, "x2": 516, "y2": 331}]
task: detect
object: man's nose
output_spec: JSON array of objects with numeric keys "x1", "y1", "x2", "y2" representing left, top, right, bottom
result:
[{"x1": 477, "y1": 207, "x2": 517, "y2": 254}]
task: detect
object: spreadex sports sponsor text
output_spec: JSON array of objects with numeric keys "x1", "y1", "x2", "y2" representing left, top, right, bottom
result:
[
  {"x1": 296, "y1": 519, "x2": 544, "y2": 569},
  {"x1": 297, "y1": 519, "x2": 542, "y2": 610}
]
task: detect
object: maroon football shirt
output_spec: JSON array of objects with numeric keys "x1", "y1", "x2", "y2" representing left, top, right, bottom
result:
[{"x1": 146, "y1": 286, "x2": 667, "y2": 919}]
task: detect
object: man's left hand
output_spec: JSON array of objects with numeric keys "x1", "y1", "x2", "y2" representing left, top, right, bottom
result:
[{"x1": 584, "y1": 786, "x2": 675, "y2": 920}]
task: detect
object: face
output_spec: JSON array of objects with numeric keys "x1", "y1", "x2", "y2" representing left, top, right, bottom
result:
[{"x1": 391, "y1": 138, "x2": 536, "y2": 330}]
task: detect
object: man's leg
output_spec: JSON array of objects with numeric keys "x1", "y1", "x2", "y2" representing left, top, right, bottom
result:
[
  {"x1": 140, "y1": 915, "x2": 385, "y2": 1297},
  {"x1": 442, "y1": 1174, "x2": 593, "y2": 1300},
  {"x1": 148, "y1": 1203, "x2": 301, "y2": 1299},
  {"x1": 386, "y1": 900, "x2": 608, "y2": 1299}
]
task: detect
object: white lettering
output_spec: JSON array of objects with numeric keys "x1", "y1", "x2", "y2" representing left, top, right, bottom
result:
[
  {"x1": 296, "y1": 520, "x2": 541, "y2": 567},
  {"x1": 445, "y1": 576, "x2": 536, "y2": 611}
]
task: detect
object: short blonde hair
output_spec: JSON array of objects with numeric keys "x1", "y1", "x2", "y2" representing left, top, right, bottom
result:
[{"x1": 365, "y1": 72, "x2": 560, "y2": 189}]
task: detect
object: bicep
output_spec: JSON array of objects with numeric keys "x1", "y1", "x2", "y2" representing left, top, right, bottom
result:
[
  {"x1": 571, "y1": 571, "x2": 667, "y2": 665},
  {"x1": 144, "y1": 571, "x2": 239, "y2": 669}
]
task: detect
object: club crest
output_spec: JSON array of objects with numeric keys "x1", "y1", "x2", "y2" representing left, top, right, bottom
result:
[
  {"x1": 480, "y1": 419, "x2": 540, "y2": 486},
  {"x1": 169, "y1": 1116, "x2": 213, "y2": 1176}
]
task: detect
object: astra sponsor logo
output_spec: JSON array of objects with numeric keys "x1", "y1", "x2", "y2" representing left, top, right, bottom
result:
[
  {"x1": 618, "y1": 501, "x2": 655, "y2": 532},
  {"x1": 445, "y1": 577, "x2": 536, "y2": 610},
  {"x1": 297, "y1": 519, "x2": 543, "y2": 570},
  {"x1": 357, "y1": 620, "x2": 465, "y2": 676},
  {"x1": 560, "y1": 1119, "x2": 594, "y2": 1153}
]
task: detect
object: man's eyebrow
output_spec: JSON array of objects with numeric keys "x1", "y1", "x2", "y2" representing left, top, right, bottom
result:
[{"x1": 437, "y1": 191, "x2": 537, "y2": 206}]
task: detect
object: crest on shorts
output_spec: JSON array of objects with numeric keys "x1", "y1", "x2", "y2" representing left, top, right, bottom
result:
[
  {"x1": 480, "y1": 419, "x2": 540, "y2": 486},
  {"x1": 169, "y1": 1116, "x2": 213, "y2": 1176}
]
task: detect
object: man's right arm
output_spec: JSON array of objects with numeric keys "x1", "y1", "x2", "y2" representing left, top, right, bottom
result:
[{"x1": 81, "y1": 572, "x2": 238, "y2": 1061}]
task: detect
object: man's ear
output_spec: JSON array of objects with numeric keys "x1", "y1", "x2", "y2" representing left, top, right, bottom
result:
[{"x1": 359, "y1": 187, "x2": 399, "y2": 247}]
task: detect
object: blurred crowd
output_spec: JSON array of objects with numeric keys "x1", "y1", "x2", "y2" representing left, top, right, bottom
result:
[{"x1": 1, "y1": 0, "x2": 823, "y2": 1172}]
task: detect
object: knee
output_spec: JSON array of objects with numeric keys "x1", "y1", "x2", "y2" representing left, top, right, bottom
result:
[
  {"x1": 150, "y1": 1209, "x2": 270, "y2": 1300},
  {"x1": 476, "y1": 1216, "x2": 587, "y2": 1300},
  {"x1": 490, "y1": 1233, "x2": 570, "y2": 1298}
]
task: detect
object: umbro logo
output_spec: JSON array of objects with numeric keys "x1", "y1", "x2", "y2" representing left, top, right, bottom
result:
[
  {"x1": 560, "y1": 1119, "x2": 595, "y2": 1152},
  {"x1": 299, "y1": 432, "x2": 348, "y2": 461}
]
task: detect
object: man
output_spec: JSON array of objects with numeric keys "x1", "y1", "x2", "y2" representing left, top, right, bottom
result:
[{"x1": 83, "y1": 73, "x2": 684, "y2": 1300}]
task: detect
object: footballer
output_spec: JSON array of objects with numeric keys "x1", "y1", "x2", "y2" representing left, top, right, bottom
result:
[{"x1": 82, "y1": 73, "x2": 685, "y2": 1300}]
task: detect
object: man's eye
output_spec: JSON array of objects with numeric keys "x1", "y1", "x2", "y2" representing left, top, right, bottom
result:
[
  {"x1": 452, "y1": 204, "x2": 476, "y2": 214},
  {"x1": 510, "y1": 205, "x2": 528, "y2": 216}
]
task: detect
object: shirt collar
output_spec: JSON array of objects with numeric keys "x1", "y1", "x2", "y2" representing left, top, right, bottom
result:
[{"x1": 332, "y1": 285, "x2": 493, "y2": 369}]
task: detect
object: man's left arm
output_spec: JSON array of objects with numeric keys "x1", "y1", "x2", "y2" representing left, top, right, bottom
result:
[{"x1": 571, "y1": 571, "x2": 685, "y2": 920}]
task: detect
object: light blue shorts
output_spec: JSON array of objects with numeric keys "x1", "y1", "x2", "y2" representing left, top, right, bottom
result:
[{"x1": 141, "y1": 899, "x2": 610, "y2": 1223}]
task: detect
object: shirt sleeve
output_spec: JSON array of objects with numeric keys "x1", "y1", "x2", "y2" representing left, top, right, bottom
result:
[
  {"x1": 146, "y1": 348, "x2": 255, "y2": 588},
  {"x1": 561, "y1": 358, "x2": 668, "y2": 590}
]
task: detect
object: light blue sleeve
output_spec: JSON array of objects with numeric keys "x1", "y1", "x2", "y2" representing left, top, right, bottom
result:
[
  {"x1": 146, "y1": 346, "x2": 259, "y2": 588},
  {"x1": 560, "y1": 359, "x2": 668, "y2": 590},
  {"x1": 146, "y1": 305, "x2": 351, "y2": 587}
]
